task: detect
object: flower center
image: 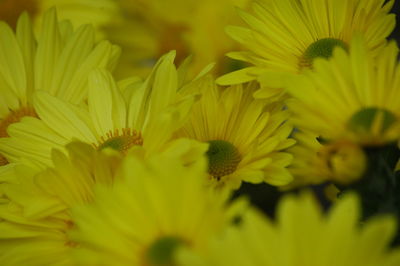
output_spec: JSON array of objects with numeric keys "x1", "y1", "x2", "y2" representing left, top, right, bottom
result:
[
  {"x1": 145, "y1": 236, "x2": 184, "y2": 266},
  {"x1": 299, "y1": 38, "x2": 347, "y2": 69},
  {"x1": 206, "y1": 140, "x2": 242, "y2": 179},
  {"x1": 0, "y1": 0, "x2": 38, "y2": 29},
  {"x1": 348, "y1": 107, "x2": 396, "y2": 133},
  {"x1": 95, "y1": 128, "x2": 143, "y2": 154},
  {"x1": 347, "y1": 107, "x2": 397, "y2": 145},
  {"x1": 0, "y1": 106, "x2": 38, "y2": 138}
]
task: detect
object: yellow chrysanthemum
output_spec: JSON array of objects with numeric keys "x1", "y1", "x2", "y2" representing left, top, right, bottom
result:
[
  {"x1": 0, "y1": 139, "x2": 207, "y2": 265},
  {"x1": 196, "y1": 192, "x2": 400, "y2": 266},
  {"x1": 68, "y1": 143, "x2": 237, "y2": 266},
  {"x1": 176, "y1": 77, "x2": 295, "y2": 189},
  {"x1": 285, "y1": 36, "x2": 400, "y2": 146},
  {"x1": 288, "y1": 130, "x2": 367, "y2": 186},
  {"x1": 217, "y1": 0, "x2": 395, "y2": 87},
  {"x1": 0, "y1": 142, "x2": 120, "y2": 265},
  {"x1": 0, "y1": 8, "x2": 120, "y2": 166},
  {"x1": 0, "y1": 52, "x2": 200, "y2": 168}
]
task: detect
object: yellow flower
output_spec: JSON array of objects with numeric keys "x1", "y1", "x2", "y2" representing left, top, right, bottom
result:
[
  {"x1": 0, "y1": 8, "x2": 120, "y2": 166},
  {"x1": 217, "y1": 0, "x2": 395, "y2": 87},
  {"x1": 0, "y1": 139, "x2": 207, "y2": 265},
  {"x1": 198, "y1": 192, "x2": 400, "y2": 266},
  {"x1": 0, "y1": 51, "x2": 199, "y2": 168},
  {"x1": 288, "y1": 130, "x2": 367, "y2": 186},
  {"x1": 68, "y1": 143, "x2": 235, "y2": 266},
  {"x1": 0, "y1": 142, "x2": 120, "y2": 265},
  {"x1": 176, "y1": 77, "x2": 295, "y2": 189},
  {"x1": 286, "y1": 36, "x2": 400, "y2": 146}
]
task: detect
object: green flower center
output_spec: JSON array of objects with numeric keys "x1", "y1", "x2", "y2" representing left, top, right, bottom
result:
[
  {"x1": 347, "y1": 107, "x2": 397, "y2": 135},
  {"x1": 300, "y1": 38, "x2": 347, "y2": 69},
  {"x1": 146, "y1": 236, "x2": 183, "y2": 266},
  {"x1": 97, "y1": 128, "x2": 143, "y2": 154},
  {"x1": 206, "y1": 140, "x2": 242, "y2": 178}
]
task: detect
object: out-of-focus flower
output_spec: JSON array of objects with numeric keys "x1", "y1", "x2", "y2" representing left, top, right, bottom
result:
[
  {"x1": 0, "y1": 8, "x2": 120, "y2": 166},
  {"x1": 68, "y1": 143, "x2": 238, "y2": 266},
  {"x1": 176, "y1": 77, "x2": 294, "y2": 189},
  {"x1": 103, "y1": 0, "x2": 251, "y2": 78},
  {"x1": 0, "y1": 139, "x2": 208, "y2": 265},
  {"x1": 194, "y1": 192, "x2": 400, "y2": 266},
  {"x1": 288, "y1": 131, "x2": 367, "y2": 187},
  {"x1": 0, "y1": 142, "x2": 121, "y2": 265},
  {"x1": 0, "y1": 52, "x2": 201, "y2": 168}
]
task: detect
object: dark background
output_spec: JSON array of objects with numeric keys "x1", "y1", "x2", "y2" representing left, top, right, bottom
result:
[{"x1": 390, "y1": 0, "x2": 400, "y2": 43}]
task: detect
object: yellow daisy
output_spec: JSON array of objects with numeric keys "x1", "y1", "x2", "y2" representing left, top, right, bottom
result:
[
  {"x1": 68, "y1": 143, "x2": 235, "y2": 266},
  {"x1": 0, "y1": 142, "x2": 120, "y2": 265},
  {"x1": 0, "y1": 8, "x2": 120, "y2": 166},
  {"x1": 198, "y1": 192, "x2": 400, "y2": 266},
  {"x1": 0, "y1": 139, "x2": 207, "y2": 265},
  {"x1": 288, "y1": 130, "x2": 367, "y2": 186},
  {"x1": 217, "y1": 0, "x2": 395, "y2": 87},
  {"x1": 0, "y1": 51, "x2": 200, "y2": 168},
  {"x1": 176, "y1": 77, "x2": 295, "y2": 189},
  {"x1": 285, "y1": 36, "x2": 400, "y2": 146}
]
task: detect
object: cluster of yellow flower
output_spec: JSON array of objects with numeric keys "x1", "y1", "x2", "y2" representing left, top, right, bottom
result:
[{"x1": 0, "y1": 0, "x2": 399, "y2": 265}]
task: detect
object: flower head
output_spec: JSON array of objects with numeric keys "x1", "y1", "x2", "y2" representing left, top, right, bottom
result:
[
  {"x1": 68, "y1": 143, "x2": 235, "y2": 266},
  {"x1": 288, "y1": 131, "x2": 367, "y2": 186},
  {"x1": 0, "y1": 8, "x2": 120, "y2": 166},
  {"x1": 286, "y1": 36, "x2": 400, "y2": 146},
  {"x1": 176, "y1": 77, "x2": 295, "y2": 189},
  {"x1": 0, "y1": 138, "x2": 207, "y2": 265},
  {"x1": 0, "y1": 51, "x2": 199, "y2": 168},
  {"x1": 0, "y1": 142, "x2": 120, "y2": 265},
  {"x1": 217, "y1": 0, "x2": 395, "y2": 88}
]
